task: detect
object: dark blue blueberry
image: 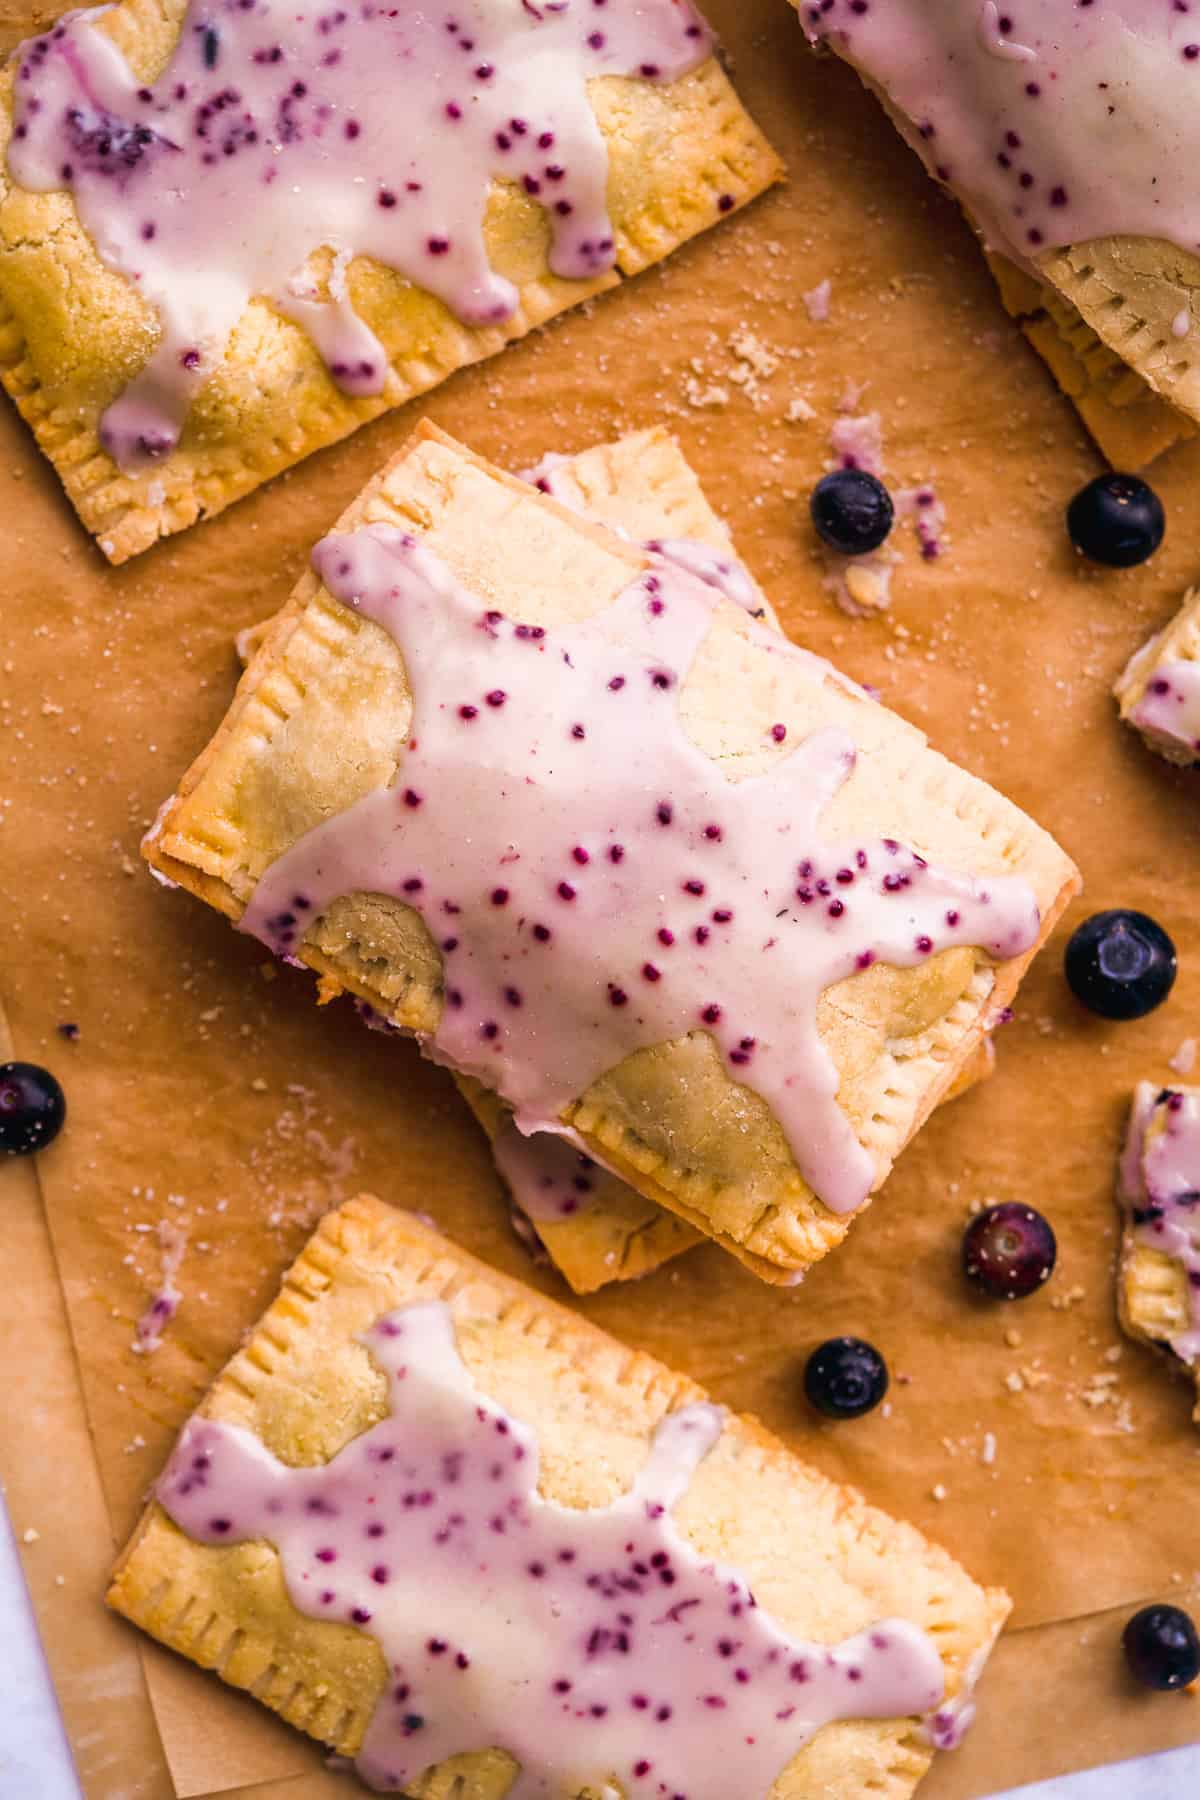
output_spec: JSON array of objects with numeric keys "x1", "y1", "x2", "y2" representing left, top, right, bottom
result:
[
  {"x1": 962, "y1": 1202, "x2": 1056, "y2": 1300},
  {"x1": 803, "y1": 1336, "x2": 888, "y2": 1419},
  {"x1": 0, "y1": 1061, "x2": 66, "y2": 1156},
  {"x1": 1066, "y1": 473, "x2": 1164, "y2": 567},
  {"x1": 810, "y1": 469, "x2": 894, "y2": 556},
  {"x1": 1064, "y1": 910, "x2": 1176, "y2": 1020},
  {"x1": 1122, "y1": 1605, "x2": 1200, "y2": 1691}
]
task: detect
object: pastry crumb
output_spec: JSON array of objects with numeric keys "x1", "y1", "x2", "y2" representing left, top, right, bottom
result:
[{"x1": 802, "y1": 278, "x2": 831, "y2": 322}]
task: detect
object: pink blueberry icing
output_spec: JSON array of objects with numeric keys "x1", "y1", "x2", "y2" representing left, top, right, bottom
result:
[
  {"x1": 239, "y1": 528, "x2": 1039, "y2": 1217},
  {"x1": 642, "y1": 536, "x2": 764, "y2": 615},
  {"x1": 7, "y1": 0, "x2": 711, "y2": 468},
  {"x1": 803, "y1": 0, "x2": 1200, "y2": 266},
  {"x1": 1120, "y1": 1082, "x2": 1200, "y2": 1365},
  {"x1": 491, "y1": 1116, "x2": 613, "y2": 1223},
  {"x1": 1129, "y1": 659, "x2": 1200, "y2": 758},
  {"x1": 133, "y1": 1220, "x2": 188, "y2": 1353},
  {"x1": 156, "y1": 1299, "x2": 950, "y2": 1793}
]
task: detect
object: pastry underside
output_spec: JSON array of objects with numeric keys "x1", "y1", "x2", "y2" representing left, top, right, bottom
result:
[
  {"x1": 455, "y1": 1041, "x2": 994, "y2": 1296},
  {"x1": 1116, "y1": 1082, "x2": 1200, "y2": 1424},
  {"x1": 0, "y1": 0, "x2": 782, "y2": 565},
  {"x1": 107, "y1": 1195, "x2": 1010, "y2": 1798},
  {"x1": 230, "y1": 427, "x2": 987, "y2": 1296},
  {"x1": 984, "y1": 254, "x2": 1197, "y2": 471},
  {"x1": 1113, "y1": 585, "x2": 1200, "y2": 767},
  {"x1": 455, "y1": 1071, "x2": 704, "y2": 1294},
  {"x1": 144, "y1": 421, "x2": 1080, "y2": 1285}
]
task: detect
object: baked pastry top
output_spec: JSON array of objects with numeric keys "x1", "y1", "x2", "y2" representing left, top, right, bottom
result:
[
  {"x1": 0, "y1": 0, "x2": 780, "y2": 562},
  {"x1": 795, "y1": 1, "x2": 1200, "y2": 464},
  {"x1": 233, "y1": 428, "x2": 995, "y2": 1296},
  {"x1": 108, "y1": 1195, "x2": 1008, "y2": 1796},
  {"x1": 1117, "y1": 1082, "x2": 1200, "y2": 1423},
  {"x1": 228, "y1": 427, "x2": 999, "y2": 1296},
  {"x1": 1114, "y1": 587, "x2": 1200, "y2": 768},
  {"x1": 144, "y1": 420, "x2": 1078, "y2": 1284}
]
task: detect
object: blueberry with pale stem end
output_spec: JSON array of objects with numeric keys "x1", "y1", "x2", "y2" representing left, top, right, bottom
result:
[
  {"x1": 1064, "y1": 910, "x2": 1176, "y2": 1020},
  {"x1": 803, "y1": 1337, "x2": 888, "y2": 1419},
  {"x1": 0, "y1": 1062, "x2": 66, "y2": 1156},
  {"x1": 962, "y1": 1202, "x2": 1056, "y2": 1300},
  {"x1": 810, "y1": 469, "x2": 894, "y2": 556},
  {"x1": 1066, "y1": 473, "x2": 1164, "y2": 567},
  {"x1": 1122, "y1": 1604, "x2": 1200, "y2": 1690}
]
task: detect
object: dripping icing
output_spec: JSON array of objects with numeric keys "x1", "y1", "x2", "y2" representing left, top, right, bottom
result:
[
  {"x1": 239, "y1": 526, "x2": 1040, "y2": 1217},
  {"x1": 8, "y1": 0, "x2": 711, "y2": 468},
  {"x1": 156, "y1": 1299, "x2": 950, "y2": 1793}
]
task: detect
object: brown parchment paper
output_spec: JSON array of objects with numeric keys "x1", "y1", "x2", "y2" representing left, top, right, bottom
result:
[{"x1": 3, "y1": 0, "x2": 1200, "y2": 1793}]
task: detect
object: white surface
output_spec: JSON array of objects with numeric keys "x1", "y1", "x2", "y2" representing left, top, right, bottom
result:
[
  {"x1": 0, "y1": 1487, "x2": 1196, "y2": 1799},
  {"x1": 994, "y1": 1745, "x2": 1200, "y2": 1798},
  {"x1": 0, "y1": 1496, "x2": 81, "y2": 1799}
]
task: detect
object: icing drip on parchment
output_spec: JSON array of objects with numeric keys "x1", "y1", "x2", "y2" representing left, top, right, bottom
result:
[
  {"x1": 157, "y1": 1299, "x2": 949, "y2": 1794},
  {"x1": 1120, "y1": 1083, "x2": 1200, "y2": 1365},
  {"x1": 803, "y1": 0, "x2": 1200, "y2": 267},
  {"x1": 240, "y1": 527, "x2": 1039, "y2": 1217},
  {"x1": 8, "y1": 0, "x2": 710, "y2": 468},
  {"x1": 1130, "y1": 659, "x2": 1200, "y2": 758}
]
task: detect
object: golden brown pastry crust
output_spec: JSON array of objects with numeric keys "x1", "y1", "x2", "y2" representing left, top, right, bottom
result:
[
  {"x1": 229, "y1": 431, "x2": 996, "y2": 1294},
  {"x1": 229, "y1": 430, "x2": 991, "y2": 1295},
  {"x1": 0, "y1": 0, "x2": 782, "y2": 563},
  {"x1": 108, "y1": 1195, "x2": 1010, "y2": 1797},
  {"x1": 984, "y1": 255, "x2": 1196, "y2": 470},
  {"x1": 144, "y1": 421, "x2": 1079, "y2": 1283}
]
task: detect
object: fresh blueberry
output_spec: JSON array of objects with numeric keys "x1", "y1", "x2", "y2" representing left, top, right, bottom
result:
[
  {"x1": 1122, "y1": 1604, "x2": 1200, "y2": 1691},
  {"x1": 962, "y1": 1202, "x2": 1056, "y2": 1300},
  {"x1": 803, "y1": 1336, "x2": 888, "y2": 1419},
  {"x1": 810, "y1": 469, "x2": 894, "y2": 556},
  {"x1": 1066, "y1": 472, "x2": 1164, "y2": 567},
  {"x1": 1064, "y1": 910, "x2": 1176, "y2": 1020},
  {"x1": 0, "y1": 1061, "x2": 66, "y2": 1156}
]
